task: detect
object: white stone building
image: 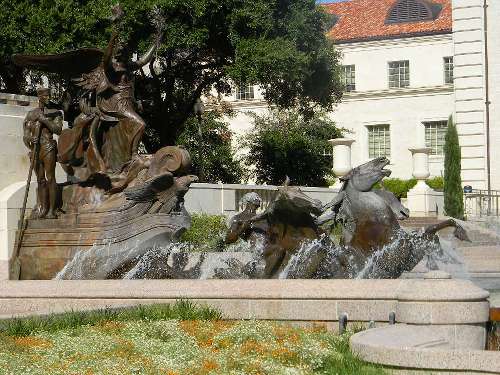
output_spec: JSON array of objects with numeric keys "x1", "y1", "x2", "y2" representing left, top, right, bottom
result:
[
  {"x1": 224, "y1": 0, "x2": 499, "y2": 190},
  {"x1": 452, "y1": 0, "x2": 500, "y2": 191}
]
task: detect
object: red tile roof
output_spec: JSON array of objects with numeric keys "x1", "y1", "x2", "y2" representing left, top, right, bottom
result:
[{"x1": 323, "y1": 0, "x2": 452, "y2": 43}]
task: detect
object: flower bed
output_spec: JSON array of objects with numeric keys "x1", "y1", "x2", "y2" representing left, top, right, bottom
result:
[{"x1": 0, "y1": 303, "x2": 385, "y2": 374}]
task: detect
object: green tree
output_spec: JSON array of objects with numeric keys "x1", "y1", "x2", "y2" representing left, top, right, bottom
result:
[
  {"x1": 243, "y1": 109, "x2": 342, "y2": 187},
  {"x1": 443, "y1": 115, "x2": 464, "y2": 219},
  {"x1": 0, "y1": 0, "x2": 343, "y2": 149},
  {"x1": 177, "y1": 112, "x2": 243, "y2": 183}
]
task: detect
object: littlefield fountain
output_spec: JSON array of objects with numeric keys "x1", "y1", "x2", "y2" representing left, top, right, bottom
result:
[
  {"x1": 9, "y1": 5, "x2": 468, "y2": 282},
  {"x1": 2, "y1": 6, "x2": 498, "y2": 373}
]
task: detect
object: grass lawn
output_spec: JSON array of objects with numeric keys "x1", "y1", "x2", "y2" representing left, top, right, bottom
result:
[{"x1": 0, "y1": 301, "x2": 386, "y2": 375}]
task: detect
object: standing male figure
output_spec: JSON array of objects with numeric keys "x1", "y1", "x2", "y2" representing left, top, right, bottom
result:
[{"x1": 23, "y1": 88, "x2": 63, "y2": 219}]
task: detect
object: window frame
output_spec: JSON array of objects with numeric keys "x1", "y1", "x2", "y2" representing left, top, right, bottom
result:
[
  {"x1": 444, "y1": 56, "x2": 454, "y2": 85},
  {"x1": 341, "y1": 64, "x2": 356, "y2": 92},
  {"x1": 367, "y1": 124, "x2": 391, "y2": 159},
  {"x1": 424, "y1": 120, "x2": 448, "y2": 156},
  {"x1": 388, "y1": 60, "x2": 410, "y2": 89},
  {"x1": 235, "y1": 84, "x2": 255, "y2": 101}
]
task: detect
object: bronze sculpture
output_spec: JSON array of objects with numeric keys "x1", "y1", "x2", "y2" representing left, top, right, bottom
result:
[
  {"x1": 8, "y1": 5, "x2": 472, "y2": 281},
  {"x1": 70, "y1": 5, "x2": 162, "y2": 174},
  {"x1": 14, "y1": 4, "x2": 163, "y2": 183},
  {"x1": 22, "y1": 88, "x2": 63, "y2": 219},
  {"x1": 9, "y1": 5, "x2": 204, "y2": 280}
]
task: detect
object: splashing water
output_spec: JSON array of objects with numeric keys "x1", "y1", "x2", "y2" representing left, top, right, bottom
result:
[
  {"x1": 55, "y1": 238, "x2": 122, "y2": 280},
  {"x1": 279, "y1": 235, "x2": 334, "y2": 279},
  {"x1": 56, "y1": 223, "x2": 470, "y2": 280}
]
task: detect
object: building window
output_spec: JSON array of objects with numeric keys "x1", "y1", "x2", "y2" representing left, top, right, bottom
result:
[
  {"x1": 368, "y1": 125, "x2": 391, "y2": 158},
  {"x1": 424, "y1": 121, "x2": 448, "y2": 156},
  {"x1": 386, "y1": 0, "x2": 441, "y2": 24},
  {"x1": 235, "y1": 84, "x2": 254, "y2": 100},
  {"x1": 341, "y1": 65, "x2": 356, "y2": 92},
  {"x1": 388, "y1": 60, "x2": 410, "y2": 88},
  {"x1": 444, "y1": 56, "x2": 454, "y2": 84}
]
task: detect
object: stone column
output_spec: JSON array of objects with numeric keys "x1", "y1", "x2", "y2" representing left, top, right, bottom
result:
[
  {"x1": 407, "y1": 147, "x2": 437, "y2": 216},
  {"x1": 329, "y1": 138, "x2": 355, "y2": 189}
]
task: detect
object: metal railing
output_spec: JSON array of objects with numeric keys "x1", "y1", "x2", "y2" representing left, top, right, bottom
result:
[{"x1": 464, "y1": 189, "x2": 500, "y2": 217}]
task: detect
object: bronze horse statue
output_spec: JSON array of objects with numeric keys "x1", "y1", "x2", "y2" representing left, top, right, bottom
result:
[
  {"x1": 315, "y1": 157, "x2": 469, "y2": 278},
  {"x1": 225, "y1": 158, "x2": 469, "y2": 279}
]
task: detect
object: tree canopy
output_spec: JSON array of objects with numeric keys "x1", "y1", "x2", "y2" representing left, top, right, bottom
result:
[
  {"x1": 243, "y1": 109, "x2": 342, "y2": 187},
  {"x1": 0, "y1": 0, "x2": 343, "y2": 149}
]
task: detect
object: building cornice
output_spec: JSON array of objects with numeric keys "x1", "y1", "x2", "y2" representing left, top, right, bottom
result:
[
  {"x1": 333, "y1": 30, "x2": 452, "y2": 47},
  {"x1": 335, "y1": 33, "x2": 453, "y2": 50},
  {"x1": 228, "y1": 100, "x2": 268, "y2": 110},
  {"x1": 341, "y1": 85, "x2": 454, "y2": 101},
  {"x1": 220, "y1": 85, "x2": 454, "y2": 111}
]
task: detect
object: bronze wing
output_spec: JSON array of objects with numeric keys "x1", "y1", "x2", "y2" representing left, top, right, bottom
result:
[
  {"x1": 13, "y1": 48, "x2": 105, "y2": 92},
  {"x1": 124, "y1": 172, "x2": 175, "y2": 202},
  {"x1": 12, "y1": 48, "x2": 103, "y2": 75}
]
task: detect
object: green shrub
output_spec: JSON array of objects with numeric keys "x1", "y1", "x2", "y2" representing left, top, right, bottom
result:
[
  {"x1": 177, "y1": 113, "x2": 243, "y2": 183},
  {"x1": 180, "y1": 213, "x2": 228, "y2": 251},
  {"x1": 376, "y1": 177, "x2": 444, "y2": 199},
  {"x1": 243, "y1": 109, "x2": 343, "y2": 187},
  {"x1": 426, "y1": 176, "x2": 444, "y2": 191},
  {"x1": 444, "y1": 116, "x2": 464, "y2": 219},
  {"x1": 379, "y1": 178, "x2": 417, "y2": 199}
]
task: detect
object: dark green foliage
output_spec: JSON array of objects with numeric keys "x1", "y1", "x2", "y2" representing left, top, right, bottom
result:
[
  {"x1": 443, "y1": 116, "x2": 464, "y2": 219},
  {"x1": 176, "y1": 113, "x2": 243, "y2": 183},
  {"x1": 426, "y1": 176, "x2": 444, "y2": 191},
  {"x1": 317, "y1": 331, "x2": 387, "y2": 375},
  {"x1": 0, "y1": 300, "x2": 223, "y2": 336},
  {"x1": 180, "y1": 213, "x2": 228, "y2": 251},
  {"x1": 243, "y1": 109, "x2": 343, "y2": 186},
  {"x1": 0, "y1": 0, "x2": 343, "y2": 148},
  {"x1": 379, "y1": 178, "x2": 417, "y2": 199},
  {"x1": 487, "y1": 321, "x2": 499, "y2": 351},
  {"x1": 375, "y1": 177, "x2": 444, "y2": 199}
]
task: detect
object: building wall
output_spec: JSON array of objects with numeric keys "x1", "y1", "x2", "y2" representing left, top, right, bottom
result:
[
  {"x1": 337, "y1": 35, "x2": 454, "y2": 91},
  {"x1": 332, "y1": 35, "x2": 455, "y2": 179},
  {"x1": 331, "y1": 88, "x2": 454, "y2": 179},
  {"x1": 485, "y1": 0, "x2": 500, "y2": 190},
  {"x1": 452, "y1": 0, "x2": 487, "y2": 189},
  {"x1": 225, "y1": 35, "x2": 456, "y2": 181}
]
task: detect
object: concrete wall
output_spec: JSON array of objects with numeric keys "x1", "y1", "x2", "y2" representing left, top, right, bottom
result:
[
  {"x1": 0, "y1": 95, "x2": 37, "y2": 191},
  {"x1": 184, "y1": 183, "x2": 338, "y2": 217},
  {"x1": 0, "y1": 275, "x2": 489, "y2": 337},
  {"x1": 0, "y1": 182, "x2": 36, "y2": 280},
  {"x1": 0, "y1": 93, "x2": 67, "y2": 191}
]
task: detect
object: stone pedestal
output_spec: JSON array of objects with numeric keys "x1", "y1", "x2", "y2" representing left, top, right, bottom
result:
[
  {"x1": 0, "y1": 182, "x2": 36, "y2": 280},
  {"x1": 407, "y1": 147, "x2": 437, "y2": 216},
  {"x1": 329, "y1": 138, "x2": 355, "y2": 189}
]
